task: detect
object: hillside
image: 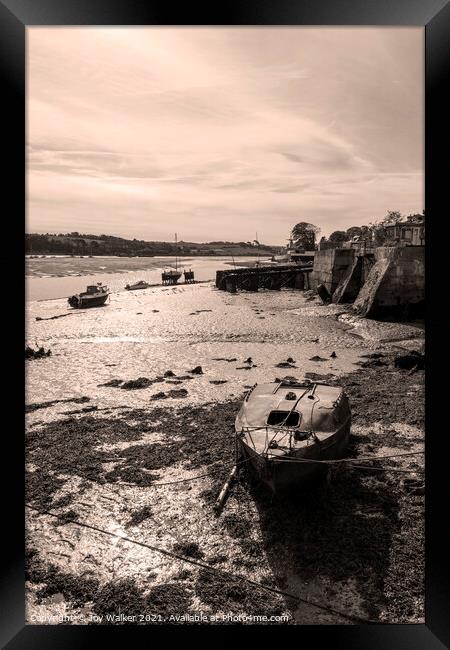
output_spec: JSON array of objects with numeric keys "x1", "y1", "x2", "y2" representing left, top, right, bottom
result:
[{"x1": 25, "y1": 233, "x2": 282, "y2": 257}]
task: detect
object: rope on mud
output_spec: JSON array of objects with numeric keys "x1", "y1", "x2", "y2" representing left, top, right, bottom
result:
[
  {"x1": 119, "y1": 447, "x2": 425, "y2": 491},
  {"x1": 263, "y1": 451, "x2": 424, "y2": 466},
  {"x1": 144, "y1": 457, "x2": 250, "y2": 488},
  {"x1": 125, "y1": 451, "x2": 424, "y2": 488},
  {"x1": 334, "y1": 463, "x2": 424, "y2": 474},
  {"x1": 25, "y1": 504, "x2": 376, "y2": 624}
]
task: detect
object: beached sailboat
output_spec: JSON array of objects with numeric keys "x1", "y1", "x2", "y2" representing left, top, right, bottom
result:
[
  {"x1": 161, "y1": 233, "x2": 182, "y2": 285},
  {"x1": 125, "y1": 280, "x2": 150, "y2": 291},
  {"x1": 68, "y1": 283, "x2": 110, "y2": 309},
  {"x1": 235, "y1": 378, "x2": 351, "y2": 493}
]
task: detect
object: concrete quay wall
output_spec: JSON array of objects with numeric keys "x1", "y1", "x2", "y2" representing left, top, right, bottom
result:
[
  {"x1": 353, "y1": 246, "x2": 424, "y2": 318},
  {"x1": 310, "y1": 249, "x2": 356, "y2": 294}
]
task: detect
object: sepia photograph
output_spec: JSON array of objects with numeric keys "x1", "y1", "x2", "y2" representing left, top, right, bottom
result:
[{"x1": 25, "y1": 26, "x2": 425, "y2": 626}]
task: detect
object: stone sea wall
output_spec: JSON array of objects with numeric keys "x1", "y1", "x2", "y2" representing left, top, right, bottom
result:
[{"x1": 311, "y1": 246, "x2": 424, "y2": 319}]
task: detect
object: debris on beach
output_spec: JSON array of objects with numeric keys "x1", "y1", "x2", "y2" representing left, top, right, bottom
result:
[
  {"x1": 151, "y1": 391, "x2": 169, "y2": 401},
  {"x1": 274, "y1": 375, "x2": 298, "y2": 383},
  {"x1": 164, "y1": 370, "x2": 176, "y2": 377},
  {"x1": 304, "y1": 372, "x2": 338, "y2": 383},
  {"x1": 212, "y1": 357, "x2": 237, "y2": 362},
  {"x1": 209, "y1": 380, "x2": 228, "y2": 385},
  {"x1": 25, "y1": 345, "x2": 52, "y2": 360},
  {"x1": 98, "y1": 379, "x2": 124, "y2": 387},
  {"x1": 121, "y1": 377, "x2": 153, "y2": 390},
  {"x1": 167, "y1": 388, "x2": 188, "y2": 398},
  {"x1": 35, "y1": 313, "x2": 74, "y2": 322},
  {"x1": 275, "y1": 359, "x2": 297, "y2": 368},
  {"x1": 150, "y1": 388, "x2": 188, "y2": 400},
  {"x1": 26, "y1": 396, "x2": 90, "y2": 413},
  {"x1": 189, "y1": 366, "x2": 204, "y2": 375},
  {"x1": 357, "y1": 358, "x2": 388, "y2": 368},
  {"x1": 99, "y1": 375, "x2": 169, "y2": 390}
]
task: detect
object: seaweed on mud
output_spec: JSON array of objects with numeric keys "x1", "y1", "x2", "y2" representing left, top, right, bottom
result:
[
  {"x1": 53, "y1": 509, "x2": 80, "y2": 526},
  {"x1": 104, "y1": 465, "x2": 158, "y2": 487},
  {"x1": 146, "y1": 583, "x2": 192, "y2": 618},
  {"x1": 27, "y1": 548, "x2": 191, "y2": 623},
  {"x1": 172, "y1": 541, "x2": 204, "y2": 560},
  {"x1": 27, "y1": 551, "x2": 100, "y2": 606},
  {"x1": 304, "y1": 372, "x2": 338, "y2": 383},
  {"x1": 382, "y1": 494, "x2": 424, "y2": 622},
  {"x1": 94, "y1": 578, "x2": 147, "y2": 620},
  {"x1": 340, "y1": 362, "x2": 424, "y2": 427},
  {"x1": 194, "y1": 569, "x2": 287, "y2": 619},
  {"x1": 26, "y1": 472, "x2": 66, "y2": 510},
  {"x1": 26, "y1": 415, "x2": 170, "y2": 504},
  {"x1": 50, "y1": 494, "x2": 74, "y2": 510},
  {"x1": 167, "y1": 388, "x2": 188, "y2": 398},
  {"x1": 222, "y1": 514, "x2": 253, "y2": 540},
  {"x1": 121, "y1": 377, "x2": 153, "y2": 390},
  {"x1": 27, "y1": 360, "x2": 424, "y2": 623},
  {"x1": 126, "y1": 506, "x2": 153, "y2": 528},
  {"x1": 66, "y1": 405, "x2": 98, "y2": 414}
]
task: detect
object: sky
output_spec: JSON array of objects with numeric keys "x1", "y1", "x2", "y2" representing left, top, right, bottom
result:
[{"x1": 27, "y1": 27, "x2": 424, "y2": 244}]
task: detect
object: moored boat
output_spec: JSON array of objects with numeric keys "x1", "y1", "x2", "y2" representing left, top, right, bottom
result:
[
  {"x1": 161, "y1": 269, "x2": 182, "y2": 285},
  {"x1": 125, "y1": 280, "x2": 150, "y2": 291},
  {"x1": 162, "y1": 233, "x2": 182, "y2": 285},
  {"x1": 68, "y1": 283, "x2": 110, "y2": 309},
  {"x1": 235, "y1": 378, "x2": 351, "y2": 493}
]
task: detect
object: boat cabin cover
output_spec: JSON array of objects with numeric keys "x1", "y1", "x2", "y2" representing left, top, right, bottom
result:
[{"x1": 236, "y1": 380, "x2": 349, "y2": 435}]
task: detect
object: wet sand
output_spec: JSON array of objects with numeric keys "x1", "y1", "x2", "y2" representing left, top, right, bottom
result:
[{"x1": 25, "y1": 282, "x2": 424, "y2": 625}]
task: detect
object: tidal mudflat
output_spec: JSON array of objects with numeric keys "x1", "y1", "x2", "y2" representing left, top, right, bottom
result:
[{"x1": 25, "y1": 280, "x2": 424, "y2": 625}]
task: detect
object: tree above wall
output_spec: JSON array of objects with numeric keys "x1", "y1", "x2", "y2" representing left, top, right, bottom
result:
[{"x1": 290, "y1": 222, "x2": 321, "y2": 251}]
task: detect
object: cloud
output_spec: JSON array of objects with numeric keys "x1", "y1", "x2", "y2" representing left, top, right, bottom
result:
[{"x1": 27, "y1": 27, "x2": 423, "y2": 241}]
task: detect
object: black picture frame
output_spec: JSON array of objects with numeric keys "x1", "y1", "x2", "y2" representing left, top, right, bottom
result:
[{"x1": 3, "y1": 0, "x2": 449, "y2": 647}]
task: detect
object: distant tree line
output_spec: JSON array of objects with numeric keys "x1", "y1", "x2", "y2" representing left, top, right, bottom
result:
[{"x1": 25, "y1": 233, "x2": 281, "y2": 257}]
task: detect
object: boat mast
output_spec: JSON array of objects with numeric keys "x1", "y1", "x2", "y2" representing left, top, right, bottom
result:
[{"x1": 175, "y1": 232, "x2": 178, "y2": 271}]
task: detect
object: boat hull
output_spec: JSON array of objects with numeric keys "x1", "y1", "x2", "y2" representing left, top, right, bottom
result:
[
  {"x1": 125, "y1": 284, "x2": 149, "y2": 291},
  {"x1": 68, "y1": 294, "x2": 109, "y2": 309},
  {"x1": 238, "y1": 421, "x2": 350, "y2": 494}
]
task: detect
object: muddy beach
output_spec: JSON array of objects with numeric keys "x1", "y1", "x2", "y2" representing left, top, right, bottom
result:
[{"x1": 25, "y1": 280, "x2": 424, "y2": 625}]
